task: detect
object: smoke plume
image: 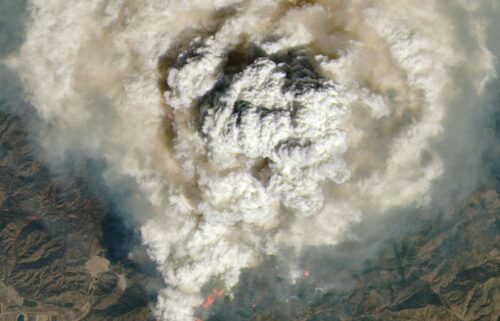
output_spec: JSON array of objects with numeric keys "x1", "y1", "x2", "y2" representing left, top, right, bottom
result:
[{"x1": 4, "y1": 0, "x2": 499, "y2": 320}]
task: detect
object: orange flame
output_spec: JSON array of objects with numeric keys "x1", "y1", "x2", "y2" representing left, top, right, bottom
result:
[
  {"x1": 303, "y1": 270, "x2": 310, "y2": 278},
  {"x1": 202, "y1": 296, "x2": 215, "y2": 309},
  {"x1": 202, "y1": 289, "x2": 225, "y2": 309}
]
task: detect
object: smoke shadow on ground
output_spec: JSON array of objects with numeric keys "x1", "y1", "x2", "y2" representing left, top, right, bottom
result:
[
  {"x1": 42, "y1": 153, "x2": 168, "y2": 306},
  {"x1": 51, "y1": 155, "x2": 149, "y2": 263},
  {"x1": 100, "y1": 202, "x2": 138, "y2": 264}
]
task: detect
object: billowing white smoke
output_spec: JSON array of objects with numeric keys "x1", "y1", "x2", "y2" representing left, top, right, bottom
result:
[{"x1": 5, "y1": 0, "x2": 497, "y2": 320}]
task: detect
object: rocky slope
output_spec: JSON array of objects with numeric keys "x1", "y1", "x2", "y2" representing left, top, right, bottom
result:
[
  {"x1": 296, "y1": 190, "x2": 499, "y2": 321},
  {"x1": 0, "y1": 110, "x2": 157, "y2": 320},
  {"x1": 202, "y1": 188, "x2": 499, "y2": 321}
]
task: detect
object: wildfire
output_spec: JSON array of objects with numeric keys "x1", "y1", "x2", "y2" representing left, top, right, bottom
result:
[
  {"x1": 303, "y1": 270, "x2": 310, "y2": 278},
  {"x1": 202, "y1": 296, "x2": 214, "y2": 309},
  {"x1": 202, "y1": 289, "x2": 225, "y2": 309},
  {"x1": 195, "y1": 289, "x2": 226, "y2": 321}
]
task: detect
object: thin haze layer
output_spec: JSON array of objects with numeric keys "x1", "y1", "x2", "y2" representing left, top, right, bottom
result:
[{"x1": 7, "y1": 0, "x2": 498, "y2": 320}]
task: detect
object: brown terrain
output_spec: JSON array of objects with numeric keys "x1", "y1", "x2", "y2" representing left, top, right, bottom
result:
[
  {"x1": 294, "y1": 190, "x2": 499, "y2": 321},
  {"x1": 206, "y1": 189, "x2": 499, "y2": 321},
  {"x1": 0, "y1": 111, "x2": 157, "y2": 321}
]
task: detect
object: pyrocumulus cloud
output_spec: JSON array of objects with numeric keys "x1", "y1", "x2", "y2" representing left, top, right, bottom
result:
[{"x1": 4, "y1": 0, "x2": 498, "y2": 320}]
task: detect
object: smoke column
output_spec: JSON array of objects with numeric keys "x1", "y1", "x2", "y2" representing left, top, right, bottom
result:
[{"x1": 4, "y1": 0, "x2": 498, "y2": 320}]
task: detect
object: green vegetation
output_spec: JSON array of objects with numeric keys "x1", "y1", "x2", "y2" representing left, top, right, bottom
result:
[
  {"x1": 62, "y1": 303, "x2": 74, "y2": 308},
  {"x1": 22, "y1": 299, "x2": 37, "y2": 307}
]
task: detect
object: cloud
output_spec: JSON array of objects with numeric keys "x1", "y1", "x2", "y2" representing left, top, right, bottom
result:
[{"x1": 9, "y1": 0, "x2": 499, "y2": 320}]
